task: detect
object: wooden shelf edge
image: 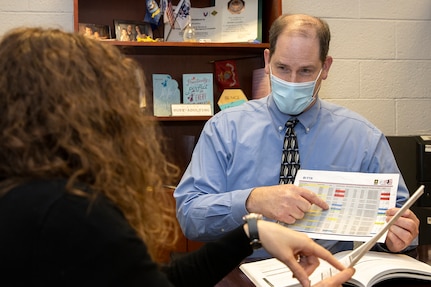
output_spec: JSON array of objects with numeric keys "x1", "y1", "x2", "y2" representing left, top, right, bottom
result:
[
  {"x1": 99, "y1": 40, "x2": 269, "y2": 55},
  {"x1": 101, "y1": 41, "x2": 269, "y2": 49}
]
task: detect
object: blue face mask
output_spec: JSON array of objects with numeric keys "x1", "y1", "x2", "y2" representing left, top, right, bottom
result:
[{"x1": 270, "y1": 68, "x2": 322, "y2": 115}]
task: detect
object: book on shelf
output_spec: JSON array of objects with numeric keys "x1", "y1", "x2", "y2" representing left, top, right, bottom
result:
[
  {"x1": 239, "y1": 250, "x2": 431, "y2": 287},
  {"x1": 182, "y1": 73, "x2": 214, "y2": 115},
  {"x1": 152, "y1": 74, "x2": 181, "y2": 116}
]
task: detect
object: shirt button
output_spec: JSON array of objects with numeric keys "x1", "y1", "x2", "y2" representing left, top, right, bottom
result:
[
  {"x1": 278, "y1": 126, "x2": 283, "y2": 131},
  {"x1": 306, "y1": 128, "x2": 310, "y2": 132}
]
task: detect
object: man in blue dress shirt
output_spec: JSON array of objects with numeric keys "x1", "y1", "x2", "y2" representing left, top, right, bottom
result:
[{"x1": 174, "y1": 14, "x2": 419, "y2": 255}]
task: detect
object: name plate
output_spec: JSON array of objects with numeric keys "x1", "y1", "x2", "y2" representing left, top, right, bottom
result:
[{"x1": 171, "y1": 104, "x2": 212, "y2": 116}]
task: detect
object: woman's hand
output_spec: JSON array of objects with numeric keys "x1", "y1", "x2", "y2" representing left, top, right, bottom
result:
[
  {"x1": 244, "y1": 220, "x2": 355, "y2": 287},
  {"x1": 311, "y1": 268, "x2": 355, "y2": 287}
]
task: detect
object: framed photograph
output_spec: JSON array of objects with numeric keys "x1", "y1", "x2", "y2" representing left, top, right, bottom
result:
[
  {"x1": 113, "y1": 19, "x2": 154, "y2": 42},
  {"x1": 78, "y1": 23, "x2": 111, "y2": 40}
]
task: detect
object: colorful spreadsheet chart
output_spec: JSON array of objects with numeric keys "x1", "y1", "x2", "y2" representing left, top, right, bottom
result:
[{"x1": 286, "y1": 170, "x2": 399, "y2": 242}]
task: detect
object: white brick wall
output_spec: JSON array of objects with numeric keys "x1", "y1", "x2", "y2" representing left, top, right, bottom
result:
[
  {"x1": 283, "y1": 0, "x2": 431, "y2": 136},
  {"x1": 0, "y1": 0, "x2": 73, "y2": 34},
  {"x1": 0, "y1": 0, "x2": 429, "y2": 136}
]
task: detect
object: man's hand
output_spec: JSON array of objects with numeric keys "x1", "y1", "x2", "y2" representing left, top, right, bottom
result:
[
  {"x1": 246, "y1": 184, "x2": 328, "y2": 223},
  {"x1": 385, "y1": 208, "x2": 419, "y2": 252}
]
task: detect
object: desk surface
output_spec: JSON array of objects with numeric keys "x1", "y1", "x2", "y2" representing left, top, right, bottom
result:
[{"x1": 216, "y1": 245, "x2": 431, "y2": 287}]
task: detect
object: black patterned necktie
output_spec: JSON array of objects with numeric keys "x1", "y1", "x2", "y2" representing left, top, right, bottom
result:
[{"x1": 279, "y1": 118, "x2": 300, "y2": 184}]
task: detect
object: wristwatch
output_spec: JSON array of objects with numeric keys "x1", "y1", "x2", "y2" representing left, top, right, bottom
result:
[{"x1": 242, "y1": 213, "x2": 263, "y2": 249}]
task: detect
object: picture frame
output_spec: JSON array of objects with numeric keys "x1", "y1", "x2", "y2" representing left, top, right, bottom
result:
[
  {"x1": 113, "y1": 19, "x2": 154, "y2": 42},
  {"x1": 78, "y1": 23, "x2": 111, "y2": 40}
]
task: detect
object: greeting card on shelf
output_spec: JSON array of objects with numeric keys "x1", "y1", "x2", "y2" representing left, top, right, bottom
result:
[
  {"x1": 152, "y1": 74, "x2": 181, "y2": 116},
  {"x1": 218, "y1": 89, "x2": 248, "y2": 110},
  {"x1": 182, "y1": 73, "x2": 214, "y2": 115}
]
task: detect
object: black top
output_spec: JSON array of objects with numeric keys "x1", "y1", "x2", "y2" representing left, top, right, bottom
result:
[{"x1": 0, "y1": 179, "x2": 252, "y2": 287}]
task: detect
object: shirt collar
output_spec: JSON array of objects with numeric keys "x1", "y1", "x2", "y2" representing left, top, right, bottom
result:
[
  {"x1": 297, "y1": 98, "x2": 320, "y2": 133},
  {"x1": 268, "y1": 94, "x2": 321, "y2": 133}
]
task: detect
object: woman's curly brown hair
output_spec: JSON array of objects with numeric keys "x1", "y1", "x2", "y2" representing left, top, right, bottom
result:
[{"x1": 0, "y1": 27, "x2": 180, "y2": 261}]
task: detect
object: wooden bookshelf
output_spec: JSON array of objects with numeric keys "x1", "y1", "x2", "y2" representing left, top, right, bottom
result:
[{"x1": 74, "y1": 0, "x2": 282, "y2": 262}]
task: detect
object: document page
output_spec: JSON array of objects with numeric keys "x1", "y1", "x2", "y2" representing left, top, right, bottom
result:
[
  {"x1": 240, "y1": 250, "x2": 431, "y2": 287},
  {"x1": 165, "y1": 1, "x2": 260, "y2": 42},
  {"x1": 287, "y1": 170, "x2": 399, "y2": 242}
]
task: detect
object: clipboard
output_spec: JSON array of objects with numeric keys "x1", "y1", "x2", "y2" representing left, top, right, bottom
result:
[{"x1": 343, "y1": 185, "x2": 425, "y2": 267}]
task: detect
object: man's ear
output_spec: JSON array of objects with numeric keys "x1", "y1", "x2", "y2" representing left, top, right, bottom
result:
[
  {"x1": 263, "y1": 49, "x2": 271, "y2": 75},
  {"x1": 321, "y1": 56, "x2": 333, "y2": 80}
]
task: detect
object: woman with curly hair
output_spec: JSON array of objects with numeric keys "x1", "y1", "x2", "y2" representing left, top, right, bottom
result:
[{"x1": 0, "y1": 27, "x2": 353, "y2": 287}]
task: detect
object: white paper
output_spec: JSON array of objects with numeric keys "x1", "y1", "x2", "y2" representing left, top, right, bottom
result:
[
  {"x1": 218, "y1": 0, "x2": 259, "y2": 42},
  {"x1": 285, "y1": 170, "x2": 399, "y2": 242},
  {"x1": 240, "y1": 251, "x2": 431, "y2": 287},
  {"x1": 164, "y1": 0, "x2": 259, "y2": 42},
  {"x1": 171, "y1": 104, "x2": 212, "y2": 116}
]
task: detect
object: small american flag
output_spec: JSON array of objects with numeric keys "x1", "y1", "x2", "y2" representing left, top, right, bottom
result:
[{"x1": 166, "y1": 0, "x2": 176, "y2": 28}]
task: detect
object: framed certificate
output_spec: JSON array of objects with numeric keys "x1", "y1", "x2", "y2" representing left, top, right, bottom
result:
[{"x1": 164, "y1": 0, "x2": 262, "y2": 43}]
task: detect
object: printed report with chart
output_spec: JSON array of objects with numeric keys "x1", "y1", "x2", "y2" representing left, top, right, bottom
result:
[{"x1": 285, "y1": 169, "x2": 400, "y2": 242}]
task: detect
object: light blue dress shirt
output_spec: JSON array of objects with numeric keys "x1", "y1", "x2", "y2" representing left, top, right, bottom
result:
[{"x1": 174, "y1": 94, "x2": 413, "y2": 254}]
